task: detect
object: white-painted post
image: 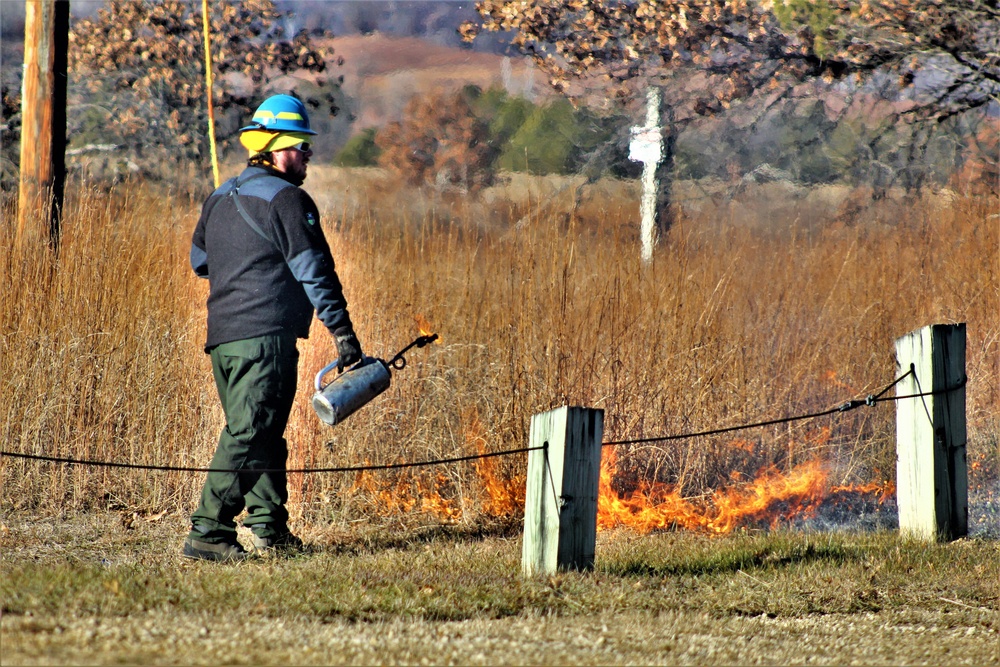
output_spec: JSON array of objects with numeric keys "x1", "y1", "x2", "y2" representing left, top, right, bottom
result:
[
  {"x1": 895, "y1": 323, "x2": 968, "y2": 541},
  {"x1": 522, "y1": 406, "x2": 604, "y2": 576},
  {"x1": 629, "y1": 88, "x2": 662, "y2": 265}
]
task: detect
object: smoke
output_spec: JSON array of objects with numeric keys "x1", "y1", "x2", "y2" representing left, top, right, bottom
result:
[
  {"x1": 786, "y1": 482, "x2": 998, "y2": 539},
  {"x1": 969, "y1": 481, "x2": 1000, "y2": 539}
]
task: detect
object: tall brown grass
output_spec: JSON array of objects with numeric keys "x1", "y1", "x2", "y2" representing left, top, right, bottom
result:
[{"x1": 2, "y1": 171, "x2": 997, "y2": 529}]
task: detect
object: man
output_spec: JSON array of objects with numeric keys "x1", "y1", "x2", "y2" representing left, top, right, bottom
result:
[{"x1": 183, "y1": 94, "x2": 362, "y2": 562}]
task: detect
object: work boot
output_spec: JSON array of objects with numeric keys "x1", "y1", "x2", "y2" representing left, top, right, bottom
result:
[
  {"x1": 182, "y1": 536, "x2": 249, "y2": 562},
  {"x1": 251, "y1": 531, "x2": 305, "y2": 554}
]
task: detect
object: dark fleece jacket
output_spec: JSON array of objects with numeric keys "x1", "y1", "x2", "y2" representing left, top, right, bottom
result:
[{"x1": 190, "y1": 165, "x2": 352, "y2": 350}]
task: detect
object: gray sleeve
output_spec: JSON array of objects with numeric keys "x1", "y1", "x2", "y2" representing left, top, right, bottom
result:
[
  {"x1": 190, "y1": 243, "x2": 208, "y2": 279},
  {"x1": 286, "y1": 247, "x2": 352, "y2": 332}
]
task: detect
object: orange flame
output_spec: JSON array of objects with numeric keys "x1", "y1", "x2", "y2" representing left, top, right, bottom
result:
[
  {"x1": 831, "y1": 480, "x2": 896, "y2": 504},
  {"x1": 351, "y1": 467, "x2": 461, "y2": 522},
  {"x1": 727, "y1": 438, "x2": 756, "y2": 452},
  {"x1": 706, "y1": 459, "x2": 827, "y2": 533},
  {"x1": 598, "y1": 449, "x2": 706, "y2": 532},
  {"x1": 598, "y1": 449, "x2": 835, "y2": 534},
  {"x1": 347, "y1": 408, "x2": 525, "y2": 523},
  {"x1": 467, "y1": 407, "x2": 525, "y2": 517},
  {"x1": 415, "y1": 314, "x2": 440, "y2": 342},
  {"x1": 417, "y1": 473, "x2": 463, "y2": 521},
  {"x1": 822, "y1": 370, "x2": 857, "y2": 393},
  {"x1": 350, "y1": 423, "x2": 891, "y2": 532}
]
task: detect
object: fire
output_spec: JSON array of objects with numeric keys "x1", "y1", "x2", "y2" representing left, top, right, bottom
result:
[
  {"x1": 706, "y1": 459, "x2": 827, "y2": 533},
  {"x1": 467, "y1": 407, "x2": 525, "y2": 517},
  {"x1": 831, "y1": 480, "x2": 896, "y2": 504},
  {"x1": 414, "y1": 313, "x2": 440, "y2": 342},
  {"x1": 822, "y1": 370, "x2": 857, "y2": 393},
  {"x1": 347, "y1": 408, "x2": 524, "y2": 523},
  {"x1": 417, "y1": 473, "x2": 463, "y2": 520},
  {"x1": 351, "y1": 467, "x2": 461, "y2": 522},
  {"x1": 349, "y1": 420, "x2": 891, "y2": 532},
  {"x1": 597, "y1": 450, "x2": 706, "y2": 532},
  {"x1": 598, "y1": 449, "x2": 845, "y2": 535},
  {"x1": 728, "y1": 438, "x2": 756, "y2": 452}
]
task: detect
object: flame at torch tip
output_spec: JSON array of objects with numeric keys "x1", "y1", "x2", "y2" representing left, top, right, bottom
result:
[{"x1": 414, "y1": 314, "x2": 441, "y2": 343}]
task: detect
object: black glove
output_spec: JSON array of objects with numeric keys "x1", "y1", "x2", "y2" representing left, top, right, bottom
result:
[{"x1": 333, "y1": 326, "x2": 363, "y2": 372}]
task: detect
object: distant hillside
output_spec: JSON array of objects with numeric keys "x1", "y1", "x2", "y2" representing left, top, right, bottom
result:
[
  {"x1": 276, "y1": 0, "x2": 511, "y2": 53},
  {"x1": 321, "y1": 34, "x2": 545, "y2": 128}
]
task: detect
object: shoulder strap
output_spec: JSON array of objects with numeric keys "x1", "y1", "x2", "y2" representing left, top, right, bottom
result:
[{"x1": 228, "y1": 172, "x2": 275, "y2": 246}]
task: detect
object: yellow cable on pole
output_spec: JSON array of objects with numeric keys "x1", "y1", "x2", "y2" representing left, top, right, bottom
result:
[{"x1": 202, "y1": 0, "x2": 220, "y2": 188}]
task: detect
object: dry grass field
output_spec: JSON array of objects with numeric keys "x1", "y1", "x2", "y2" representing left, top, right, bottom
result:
[
  {"x1": 1, "y1": 168, "x2": 998, "y2": 664},
  {"x1": 2, "y1": 166, "x2": 997, "y2": 525}
]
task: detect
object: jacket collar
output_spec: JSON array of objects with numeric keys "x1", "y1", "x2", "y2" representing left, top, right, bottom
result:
[{"x1": 243, "y1": 163, "x2": 303, "y2": 187}]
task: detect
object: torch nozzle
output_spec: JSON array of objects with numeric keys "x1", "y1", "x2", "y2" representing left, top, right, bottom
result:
[
  {"x1": 386, "y1": 332, "x2": 439, "y2": 371},
  {"x1": 414, "y1": 333, "x2": 439, "y2": 347}
]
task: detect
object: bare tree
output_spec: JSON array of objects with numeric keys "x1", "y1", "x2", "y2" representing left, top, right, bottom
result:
[
  {"x1": 66, "y1": 0, "x2": 342, "y2": 177},
  {"x1": 462, "y1": 0, "x2": 999, "y2": 219}
]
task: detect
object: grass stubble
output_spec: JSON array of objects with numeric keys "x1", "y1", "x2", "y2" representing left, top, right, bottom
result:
[
  {"x1": 1, "y1": 513, "x2": 997, "y2": 665},
  {"x1": 1, "y1": 168, "x2": 998, "y2": 664}
]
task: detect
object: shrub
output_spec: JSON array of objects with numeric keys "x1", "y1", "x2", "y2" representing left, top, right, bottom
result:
[
  {"x1": 497, "y1": 98, "x2": 580, "y2": 174},
  {"x1": 376, "y1": 87, "x2": 497, "y2": 191},
  {"x1": 335, "y1": 128, "x2": 381, "y2": 167}
]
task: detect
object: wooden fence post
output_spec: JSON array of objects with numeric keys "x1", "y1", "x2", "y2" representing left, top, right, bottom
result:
[
  {"x1": 522, "y1": 406, "x2": 604, "y2": 576},
  {"x1": 894, "y1": 323, "x2": 967, "y2": 541}
]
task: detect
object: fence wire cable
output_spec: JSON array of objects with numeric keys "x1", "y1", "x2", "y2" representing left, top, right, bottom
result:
[
  {"x1": 543, "y1": 441, "x2": 562, "y2": 511},
  {"x1": 601, "y1": 369, "x2": 964, "y2": 448},
  {"x1": 0, "y1": 446, "x2": 542, "y2": 475},
  {"x1": 0, "y1": 368, "x2": 967, "y2": 473}
]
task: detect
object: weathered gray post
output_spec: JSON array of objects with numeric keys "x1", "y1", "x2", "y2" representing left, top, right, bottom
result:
[
  {"x1": 894, "y1": 323, "x2": 967, "y2": 541},
  {"x1": 523, "y1": 406, "x2": 604, "y2": 576}
]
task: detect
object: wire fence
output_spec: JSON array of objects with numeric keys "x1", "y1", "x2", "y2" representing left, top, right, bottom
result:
[{"x1": 0, "y1": 368, "x2": 966, "y2": 477}]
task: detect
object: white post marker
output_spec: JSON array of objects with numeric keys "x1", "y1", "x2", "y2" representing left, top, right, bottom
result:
[
  {"x1": 522, "y1": 406, "x2": 604, "y2": 576},
  {"x1": 629, "y1": 87, "x2": 663, "y2": 265},
  {"x1": 894, "y1": 323, "x2": 968, "y2": 541}
]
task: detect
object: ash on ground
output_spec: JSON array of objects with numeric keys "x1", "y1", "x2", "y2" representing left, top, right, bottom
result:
[
  {"x1": 967, "y1": 479, "x2": 1000, "y2": 539},
  {"x1": 779, "y1": 480, "x2": 999, "y2": 539}
]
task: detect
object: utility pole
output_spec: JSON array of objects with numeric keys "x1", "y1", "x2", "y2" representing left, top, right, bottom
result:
[
  {"x1": 18, "y1": 0, "x2": 69, "y2": 252},
  {"x1": 629, "y1": 88, "x2": 662, "y2": 265}
]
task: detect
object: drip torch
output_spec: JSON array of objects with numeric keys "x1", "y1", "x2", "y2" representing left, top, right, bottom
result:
[{"x1": 311, "y1": 333, "x2": 439, "y2": 426}]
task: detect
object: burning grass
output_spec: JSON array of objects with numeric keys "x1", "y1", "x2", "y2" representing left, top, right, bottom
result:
[
  {"x1": 1, "y1": 170, "x2": 998, "y2": 537},
  {"x1": 598, "y1": 447, "x2": 898, "y2": 535}
]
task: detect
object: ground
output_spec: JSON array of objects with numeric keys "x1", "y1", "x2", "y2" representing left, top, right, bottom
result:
[{"x1": 1, "y1": 513, "x2": 997, "y2": 666}]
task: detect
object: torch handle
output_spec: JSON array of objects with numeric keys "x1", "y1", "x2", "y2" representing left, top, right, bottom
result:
[
  {"x1": 314, "y1": 358, "x2": 341, "y2": 392},
  {"x1": 316, "y1": 333, "x2": 437, "y2": 390}
]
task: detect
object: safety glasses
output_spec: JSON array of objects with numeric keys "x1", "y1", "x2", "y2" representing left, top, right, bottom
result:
[{"x1": 289, "y1": 142, "x2": 311, "y2": 153}]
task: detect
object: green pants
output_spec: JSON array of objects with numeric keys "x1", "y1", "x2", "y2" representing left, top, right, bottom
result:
[{"x1": 189, "y1": 334, "x2": 299, "y2": 544}]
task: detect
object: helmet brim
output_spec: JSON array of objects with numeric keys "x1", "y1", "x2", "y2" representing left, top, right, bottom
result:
[
  {"x1": 239, "y1": 123, "x2": 317, "y2": 136},
  {"x1": 240, "y1": 130, "x2": 316, "y2": 154}
]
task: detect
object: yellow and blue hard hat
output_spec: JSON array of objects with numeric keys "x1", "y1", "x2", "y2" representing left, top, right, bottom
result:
[{"x1": 239, "y1": 94, "x2": 317, "y2": 154}]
